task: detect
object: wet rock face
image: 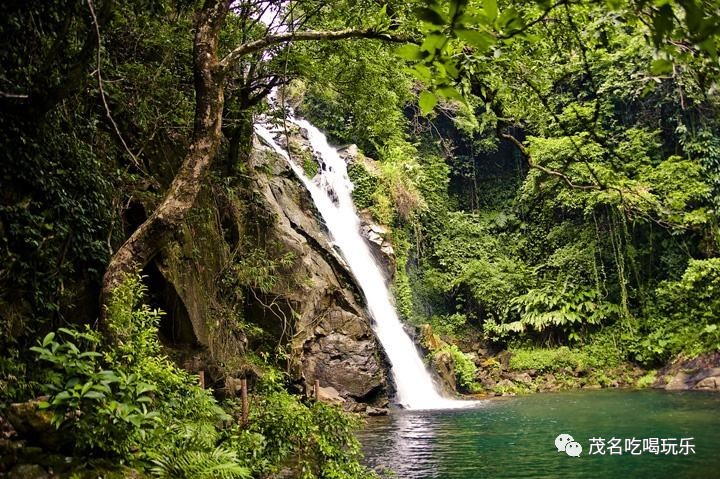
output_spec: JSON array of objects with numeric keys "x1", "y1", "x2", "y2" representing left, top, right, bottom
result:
[
  {"x1": 5, "y1": 399, "x2": 63, "y2": 450},
  {"x1": 359, "y1": 213, "x2": 396, "y2": 280},
  {"x1": 150, "y1": 131, "x2": 391, "y2": 409},
  {"x1": 431, "y1": 350, "x2": 458, "y2": 393},
  {"x1": 250, "y1": 138, "x2": 388, "y2": 408},
  {"x1": 337, "y1": 144, "x2": 359, "y2": 167},
  {"x1": 6, "y1": 400, "x2": 52, "y2": 436}
]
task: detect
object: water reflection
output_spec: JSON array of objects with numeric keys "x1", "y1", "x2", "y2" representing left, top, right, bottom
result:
[
  {"x1": 360, "y1": 390, "x2": 720, "y2": 479},
  {"x1": 362, "y1": 412, "x2": 436, "y2": 476}
]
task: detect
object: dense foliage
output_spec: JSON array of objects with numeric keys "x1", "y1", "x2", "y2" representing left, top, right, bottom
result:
[
  {"x1": 310, "y1": 0, "x2": 720, "y2": 378},
  {"x1": 28, "y1": 277, "x2": 372, "y2": 478},
  {"x1": 1, "y1": 0, "x2": 720, "y2": 475}
]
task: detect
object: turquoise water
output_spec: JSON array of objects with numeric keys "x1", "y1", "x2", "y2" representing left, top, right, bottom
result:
[{"x1": 359, "y1": 390, "x2": 720, "y2": 478}]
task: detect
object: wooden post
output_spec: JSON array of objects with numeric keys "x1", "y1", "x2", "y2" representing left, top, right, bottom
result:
[
  {"x1": 241, "y1": 378, "x2": 248, "y2": 425},
  {"x1": 198, "y1": 370, "x2": 205, "y2": 389},
  {"x1": 314, "y1": 379, "x2": 320, "y2": 400}
]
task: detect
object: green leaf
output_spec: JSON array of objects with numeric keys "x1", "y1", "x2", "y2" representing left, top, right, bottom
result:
[
  {"x1": 498, "y1": 7, "x2": 523, "y2": 32},
  {"x1": 415, "y1": 7, "x2": 447, "y2": 26},
  {"x1": 419, "y1": 90, "x2": 437, "y2": 114},
  {"x1": 421, "y1": 33, "x2": 447, "y2": 53},
  {"x1": 395, "y1": 44, "x2": 426, "y2": 61},
  {"x1": 437, "y1": 86, "x2": 466, "y2": 103},
  {"x1": 651, "y1": 5, "x2": 674, "y2": 45},
  {"x1": 52, "y1": 391, "x2": 71, "y2": 404},
  {"x1": 136, "y1": 382, "x2": 157, "y2": 395},
  {"x1": 698, "y1": 37, "x2": 718, "y2": 60},
  {"x1": 83, "y1": 390, "x2": 105, "y2": 400},
  {"x1": 444, "y1": 60, "x2": 460, "y2": 78},
  {"x1": 650, "y1": 58, "x2": 673, "y2": 75},
  {"x1": 682, "y1": 1, "x2": 703, "y2": 32},
  {"x1": 42, "y1": 332, "x2": 55, "y2": 347},
  {"x1": 455, "y1": 28, "x2": 496, "y2": 53},
  {"x1": 78, "y1": 351, "x2": 102, "y2": 359},
  {"x1": 29, "y1": 346, "x2": 47, "y2": 356},
  {"x1": 97, "y1": 370, "x2": 120, "y2": 383},
  {"x1": 457, "y1": 13, "x2": 483, "y2": 25},
  {"x1": 484, "y1": 0, "x2": 498, "y2": 22},
  {"x1": 81, "y1": 382, "x2": 93, "y2": 396},
  {"x1": 408, "y1": 64, "x2": 432, "y2": 81}
]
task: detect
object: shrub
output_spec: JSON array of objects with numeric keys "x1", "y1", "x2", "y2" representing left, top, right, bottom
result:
[
  {"x1": 227, "y1": 390, "x2": 375, "y2": 479},
  {"x1": 636, "y1": 370, "x2": 657, "y2": 388},
  {"x1": 31, "y1": 327, "x2": 161, "y2": 455},
  {"x1": 347, "y1": 161, "x2": 379, "y2": 210},
  {"x1": 434, "y1": 344, "x2": 479, "y2": 392},
  {"x1": 509, "y1": 346, "x2": 588, "y2": 373},
  {"x1": 32, "y1": 275, "x2": 376, "y2": 478},
  {"x1": 32, "y1": 276, "x2": 228, "y2": 464},
  {"x1": 631, "y1": 258, "x2": 720, "y2": 364}
]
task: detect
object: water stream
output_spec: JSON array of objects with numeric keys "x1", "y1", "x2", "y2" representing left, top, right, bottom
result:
[{"x1": 254, "y1": 117, "x2": 470, "y2": 410}]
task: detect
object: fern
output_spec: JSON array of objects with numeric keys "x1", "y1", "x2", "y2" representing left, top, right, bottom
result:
[
  {"x1": 166, "y1": 420, "x2": 221, "y2": 450},
  {"x1": 151, "y1": 446, "x2": 250, "y2": 479},
  {"x1": 497, "y1": 283, "x2": 621, "y2": 337}
]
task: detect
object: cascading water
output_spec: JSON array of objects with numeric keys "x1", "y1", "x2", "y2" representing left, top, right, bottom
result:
[{"x1": 255, "y1": 116, "x2": 472, "y2": 410}]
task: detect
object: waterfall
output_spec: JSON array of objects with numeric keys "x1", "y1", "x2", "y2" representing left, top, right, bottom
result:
[{"x1": 254, "y1": 118, "x2": 472, "y2": 410}]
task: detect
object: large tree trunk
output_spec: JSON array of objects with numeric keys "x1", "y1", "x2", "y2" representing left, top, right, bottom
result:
[
  {"x1": 98, "y1": 0, "x2": 412, "y2": 336},
  {"x1": 99, "y1": 0, "x2": 229, "y2": 333}
]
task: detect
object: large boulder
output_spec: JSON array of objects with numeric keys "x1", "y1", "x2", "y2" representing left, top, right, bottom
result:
[
  {"x1": 655, "y1": 353, "x2": 720, "y2": 391},
  {"x1": 141, "y1": 128, "x2": 391, "y2": 409},
  {"x1": 8, "y1": 464, "x2": 49, "y2": 479},
  {"x1": 5, "y1": 399, "x2": 61, "y2": 449},
  {"x1": 663, "y1": 367, "x2": 720, "y2": 390}
]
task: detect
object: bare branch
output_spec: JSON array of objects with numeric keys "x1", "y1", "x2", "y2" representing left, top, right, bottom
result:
[
  {"x1": 0, "y1": 91, "x2": 29, "y2": 99},
  {"x1": 87, "y1": 0, "x2": 144, "y2": 173},
  {"x1": 220, "y1": 29, "x2": 413, "y2": 70}
]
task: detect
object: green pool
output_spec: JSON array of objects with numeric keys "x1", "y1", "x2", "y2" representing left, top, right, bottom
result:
[{"x1": 359, "y1": 390, "x2": 720, "y2": 478}]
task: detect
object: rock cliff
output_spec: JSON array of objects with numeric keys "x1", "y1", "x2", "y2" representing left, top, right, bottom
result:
[{"x1": 147, "y1": 133, "x2": 390, "y2": 410}]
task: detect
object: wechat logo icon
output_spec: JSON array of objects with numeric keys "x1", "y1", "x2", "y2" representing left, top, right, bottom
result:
[{"x1": 555, "y1": 433, "x2": 582, "y2": 457}]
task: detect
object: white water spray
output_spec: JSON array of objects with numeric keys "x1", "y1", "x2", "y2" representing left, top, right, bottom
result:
[{"x1": 255, "y1": 118, "x2": 473, "y2": 410}]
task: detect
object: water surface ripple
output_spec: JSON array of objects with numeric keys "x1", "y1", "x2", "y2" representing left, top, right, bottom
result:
[{"x1": 359, "y1": 390, "x2": 720, "y2": 478}]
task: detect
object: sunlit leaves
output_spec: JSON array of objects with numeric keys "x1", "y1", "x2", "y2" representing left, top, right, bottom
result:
[
  {"x1": 419, "y1": 90, "x2": 438, "y2": 114},
  {"x1": 650, "y1": 57, "x2": 673, "y2": 75},
  {"x1": 396, "y1": 44, "x2": 427, "y2": 61},
  {"x1": 484, "y1": 0, "x2": 499, "y2": 23},
  {"x1": 455, "y1": 28, "x2": 495, "y2": 53}
]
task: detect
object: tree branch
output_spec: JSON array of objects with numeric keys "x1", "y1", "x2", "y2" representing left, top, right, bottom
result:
[
  {"x1": 100, "y1": 0, "x2": 230, "y2": 334},
  {"x1": 497, "y1": 0, "x2": 570, "y2": 40},
  {"x1": 87, "y1": 0, "x2": 144, "y2": 173},
  {"x1": 220, "y1": 29, "x2": 413, "y2": 70},
  {"x1": 496, "y1": 124, "x2": 600, "y2": 190}
]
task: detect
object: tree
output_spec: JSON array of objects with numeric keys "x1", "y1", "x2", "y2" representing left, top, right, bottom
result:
[{"x1": 99, "y1": 0, "x2": 412, "y2": 335}]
